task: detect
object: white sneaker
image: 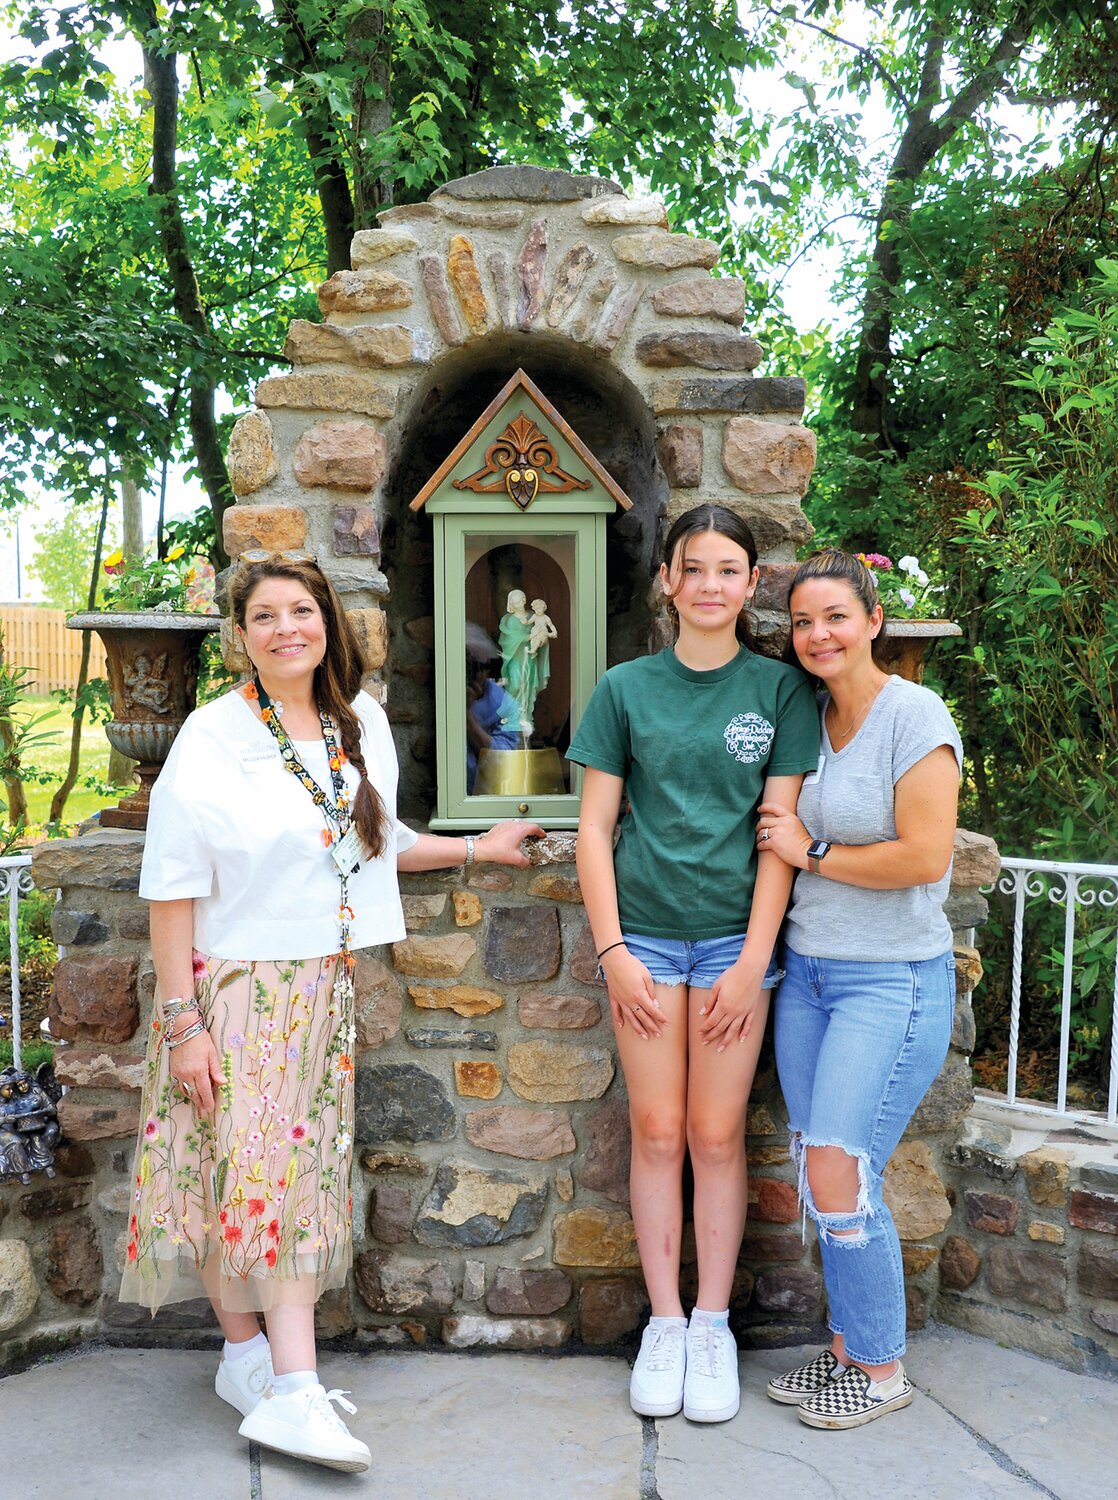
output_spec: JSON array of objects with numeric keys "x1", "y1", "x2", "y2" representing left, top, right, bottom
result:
[
  {"x1": 629, "y1": 1320, "x2": 687, "y2": 1417},
  {"x1": 215, "y1": 1344, "x2": 274, "y2": 1417},
  {"x1": 683, "y1": 1320, "x2": 740, "y2": 1422},
  {"x1": 239, "y1": 1383, "x2": 372, "y2": 1472}
]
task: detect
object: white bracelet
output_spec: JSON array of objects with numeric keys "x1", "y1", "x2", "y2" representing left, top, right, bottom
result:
[{"x1": 463, "y1": 835, "x2": 476, "y2": 866}]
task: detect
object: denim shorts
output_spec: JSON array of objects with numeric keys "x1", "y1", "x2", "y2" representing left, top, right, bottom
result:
[{"x1": 612, "y1": 931, "x2": 784, "y2": 990}]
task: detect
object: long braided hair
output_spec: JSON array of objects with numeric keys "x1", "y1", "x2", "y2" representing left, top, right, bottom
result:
[{"x1": 230, "y1": 558, "x2": 391, "y2": 857}]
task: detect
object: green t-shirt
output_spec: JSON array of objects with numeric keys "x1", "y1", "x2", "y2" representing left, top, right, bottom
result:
[{"x1": 568, "y1": 647, "x2": 820, "y2": 939}]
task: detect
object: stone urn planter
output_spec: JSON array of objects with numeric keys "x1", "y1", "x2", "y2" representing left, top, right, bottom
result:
[
  {"x1": 875, "y1": 619, "x2": 962, "y2": 683},
  {"x1": 66, "y1": 611, "x2": 222, "y2": 829}
]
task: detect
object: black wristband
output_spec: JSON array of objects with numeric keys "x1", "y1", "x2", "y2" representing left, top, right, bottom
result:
[{"x1": 596, "y1": 940, "x2": 627, "y2": 961}]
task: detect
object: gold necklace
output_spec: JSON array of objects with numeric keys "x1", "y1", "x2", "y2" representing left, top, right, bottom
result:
[{"x1": 829, "y1": 683, "x2": 884, "y2": 741}]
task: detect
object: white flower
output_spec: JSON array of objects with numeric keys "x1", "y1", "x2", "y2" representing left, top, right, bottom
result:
[
  {"x1": 899, "y1": 587, "x2": 917, "y2": 609},
  {"x1": 898, "y1": 555, "x2": 929, "y2": 584}
]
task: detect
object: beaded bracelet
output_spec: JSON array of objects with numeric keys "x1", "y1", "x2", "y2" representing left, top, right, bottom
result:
[{"x1": 164, "y1": 1020, "x2": 207, "y2": 1050}]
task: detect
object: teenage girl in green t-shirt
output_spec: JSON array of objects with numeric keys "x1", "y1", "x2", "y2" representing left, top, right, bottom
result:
[{"x1": 573, "y1": 504, "x2": 816, "y2": 1425}]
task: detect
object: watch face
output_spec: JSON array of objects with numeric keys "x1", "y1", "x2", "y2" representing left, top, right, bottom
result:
[{"x1": 807, "y1": 840, "x2": 830, "y2": 859}]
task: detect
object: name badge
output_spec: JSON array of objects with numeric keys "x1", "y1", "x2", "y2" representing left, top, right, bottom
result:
[
  {"x1": 239, "y1": 742, "x2": 280, "y2": 772},
  {"x1": 330, "y1": 825, "x2": 363, "y2": 876},
  {"x1": 803, "y1": 751, "x2": 826, "y2": 786}
]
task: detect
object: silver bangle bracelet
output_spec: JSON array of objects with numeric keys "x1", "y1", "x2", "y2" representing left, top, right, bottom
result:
[
  {"x1": 463, "y1": 835, "x2": 476, "y2": 866},
  {"x1": 165, "y1": 1020, "x2": 206, "y2": 1050}
]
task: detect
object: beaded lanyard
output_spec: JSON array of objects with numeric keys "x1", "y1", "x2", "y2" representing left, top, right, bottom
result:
[{"x1": 249, "y1": 676, "x2": 357, "y2": 1005}]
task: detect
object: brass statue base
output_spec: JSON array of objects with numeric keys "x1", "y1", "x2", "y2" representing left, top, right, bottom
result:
[{"x1": 474, "y1": 747, "x2": 566, "y2": 796}]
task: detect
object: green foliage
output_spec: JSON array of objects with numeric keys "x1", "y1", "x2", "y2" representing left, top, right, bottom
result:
[
  {"x1": 0, "y1": 886, "x2": 55, "y2": 971},
  {"x1": 26, "y1": 502, "x2": 115, "y2": 612}
]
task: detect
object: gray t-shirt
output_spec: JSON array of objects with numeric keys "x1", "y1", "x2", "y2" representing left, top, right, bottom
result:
[{"x1": 783, "y1": 675, "x2": 963, "y2": 961}]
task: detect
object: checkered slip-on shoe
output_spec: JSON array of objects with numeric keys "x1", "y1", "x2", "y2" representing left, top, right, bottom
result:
[
  {"x1": 766, "y1": 1348, "x2": 842, "y2": 1405},
  {"x1": 797, "y1": 1363, "x2": 912, "y2": 1429}
]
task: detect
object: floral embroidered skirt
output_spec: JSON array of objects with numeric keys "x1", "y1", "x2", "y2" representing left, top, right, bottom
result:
[{"x1": 119, "y1": 952, "x2": 355, "y2": 1315}]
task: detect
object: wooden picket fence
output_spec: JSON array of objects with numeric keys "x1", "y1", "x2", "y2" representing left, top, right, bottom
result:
[{"x1": 0, "y1": 605, "x2": 108, "y2": 694}]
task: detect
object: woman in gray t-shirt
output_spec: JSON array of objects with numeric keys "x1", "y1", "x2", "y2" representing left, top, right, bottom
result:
[{"x1": 754, "y1": 549, "x2": 962, "y2": 1432}]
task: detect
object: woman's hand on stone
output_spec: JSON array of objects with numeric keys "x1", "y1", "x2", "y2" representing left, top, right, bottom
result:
[
  {"x1": 602, "y1": 949, "x2": 664, "y2": 1040},
  {"x1": 756, "y1": 800, "x2": 812, "y2": 869},
  {"x1": 169, "y1": 1032, "x2": 223, "y2": 1112},
  {"x1": 477, "y1": 819, "x2": 545, "y2": 867}
]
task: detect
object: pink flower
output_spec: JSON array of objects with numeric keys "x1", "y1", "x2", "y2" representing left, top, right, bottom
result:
[
  {"x1": 144, "y1": 1119, "x2": 159, "y2": 1140},
  {"x1": 286, "y1": 1122, "x2": 308, "y2": 1144}
]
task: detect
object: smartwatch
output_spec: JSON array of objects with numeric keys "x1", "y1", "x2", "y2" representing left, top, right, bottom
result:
[{"x1": 806, "y1": 839, "x2": 832, "y2": 875}]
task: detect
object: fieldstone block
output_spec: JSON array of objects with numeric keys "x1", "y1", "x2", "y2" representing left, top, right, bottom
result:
[
  {"x1": 317, "y1": 268, "x2": 413, "y2": 314},
  {"x1": 227, "y1": 410, "x2": 278, "y2": 495},
  {"x1": 965, "y1": 1190, "x2": 1019, "y2": 1236},
  {"x1": 951, "y1": 829, "x2": 1000, "y2": 887},
  {"x1": 882, "y1": 1141, "x2": 952, "y2": 1240},
  {"x1": 0, "y1": 1240, "x2": 39, "y2": 1331},
  {"x1": 46, "y1": 1216, "x2": 103, "y2": 1306},
  {"x1": 441, "y1": 1314, "x2": 571, "y2": 1350},
  {"x1": 544, "y1": 243, "x2": 596, "y2": 326},
  {"x1": 517, "y1": 992, "x2": 602, "y2": 1030},
  {"x1": 392, "y1": 933, "x2": 476, "y2": 978},
  {"x1": 569, "y1": 268, "x2": 615, "y2": 340},
  {"x1": 420, "y1": 252, "x2": 462, "y2": 345},
  {"x1": 463, "y1": 1260, "x2": 486, "y2": 1301},
  {"x1": 951, "y1": 992, "x2": 977, "y2": 1053},
  {"x1": 722, "y1": 417, "x2": 817, "y2": 496},
  {"x1": 454, "y1": 1061, "x2": 502, "y2": 1099},
  {"x1": 555, "y1": 1168, "x2": 574, "y2": 1202},
  {"x1": 656, "y1": 424, "x2": 703, "y2": 489},
  {"x1": 594, "y1": 282, "x2": 645, "y2": 354},
  {"x1": 315, "y1": 1286, "x2": 356, "y2": 1340},
  {"x1": 57, "y1": 1099, "x2": 139, "y2": 1142},
  {"x1": 611, "y1": 231, "x2": 719, "y2": 269},
  {"x1": 354, "y1": 955, "x2": 404, "y2": 1050},
  {"x1": 50, "y1": 908, "x2": 109, "y2": 946},
  {"x1": 740, "y1": 1231, "x2": 807, "y2": 1263},
  {"x1": 902, "y1": 1246, "x2": 939, "y2": 1275},
  {"x1": 333, "y1": 506, "x2": 381, "y2": 557},
  {"x1": 939, "y1": 1235, "x2": 982, "y2": 1290},
  {"x1": 568, "y1": 923, "x2": 606, "y2": 986},
  {"x1": 750, "y1": 1178, "x2": 799, "y2": 1224},
  {"x1": 1070, "y1": 1189, "x2": 1118, "y2": 1235},
  {"x1": 52, "y1": 1143, "x2": 95, "y2": 1177},
  {"x1": 985, "y1": 1245, "x2": 1066, "y2": 1311},
  {"x1": 1078, "y1": 1241, "x2": 1118, "y2": 1299},
  {"x1": 484, "y1": 906, "x2": 560, "y2": 983},
  {"x1": 905, "y1": 1286, "x2": 928, "y2": 1331},
  {"x1": 487, "y1": 247, "x2": 514, "y2": 326},
  {"x1": 486, "y1": 1268, "x2": 573, "y2": 1315},
  {"x1": 54, "y1": 1049, "x2": 144, "y2": 1091},
  {"x1": 437, "y1": 164, "x2": 621, "y2": 202},
  {"x1": 1080, "y1": 1162, "x2": 1118, "y2": 1193},
  {"x1": 553, "y1": 1208, "x2": 640, "y2": 1268},
  {"x1": 1090, "y1": 1308, "x2": 1118, "y2": 1336},
  {"x1": 350, "y1": 228, "x2": 421, "y2": 266},
  {"x1": 369, "y1": 1184, "x2": 413, "y2": 1244},
  {"x1": 637, "y1": 331, "x2": 762, "y2": 371},
  {"x1": 115, "y1": 904, "x2": 150, "y2": 941},
  {"x1": 360, "y1": 1149, "x2": 425, "y2": 1175},
  {"x1": 98, "y1": 1185, "x2": 132, "y2": 1215},
  {"x1": 517, "y1": 217, "x2": 549, "y2": 328},
  {"x1": 102, "y1": 1293, "x2": 213, "y2": 1330},
  {"x1": 402, "y1": 894, "x2": 447, "y2": 930},
  {"x1": 221, "y1": 503, "x2": 307, "y2": 559},
  {"x1": 469, "y1": 869, "x2": 513, "y2": 891},
  {"x1": 404, "y1": 1026, "x2": 497, "y2": 1051},
  {"x1": 943, "y1": 887, "x2": 989, "y2": 932},
  {"x1": 414, "y1": 1163, "x2": 548, "y2": 1248},
  {"x1": 954, "y1": 945, "x2": 983, "y2": 992},
  {"x1": 447, "y1": 235, "x2": 491, "y2": 334},
  {"x1": 508, "y1": 1041, "x2": 614, "y2": 1103},
  {"x1": 437, "y1": 204, "x2": 524, "y2": 228},
  {"x1": 753, "y1": 563, "x2": 799, "y2": 613},
  {"x1": 653, "y1": 375, "x2": 806, "y2": 416},
  {"x1": 49, "y1": 953, "x2": 139, "y2": 1044},
  {"x1": 354, "y1": 1251, "x2": 455, "y2": 1316},
  {"x1": 729, "y1": 496, "x2": 814, "y2": 551},
  {"x1": 17, "y1": 1181, "x2": 92, "y2": 1220},
  {"x1": 256, "y1": 372, "x2": 397, "y2": 420},
  {"x1": 293, "y1": 420, "x2": 387, "y2": 493},
  {"x1": 1028, "y1": 1220, "x2": 1065, "y2": 1244},
  {"x1": 906, "y1": 1054, "x2": 974, "y2": 1135},
  {"x1": 948, "y1": 1136, "x2": 1017, "y2": 1182},
  {"x1": 581, "y1": 195, "x2": 667, "y2": 226},
  {"x1": 409, "y1": 983, "x2": 503, "y2": 1017},
  {"x1": 465, "y1": 1106, "x2": 576, "y2": 1161},
  {"x1": 452, "y1": 892, "x2": 483, "y2": 926},
  {"x1": 1021, "y1": 1147, "x2": 1070, "y2": 1207},
  {"x1": 651, "y1": 276, "x2": 744, "y2": 323},
  {"x1": 525, "y1": 832, "x2": 578, "y2": 865},
  {"x1": 284, "y1": 320, "x2": 425, "y2": 369},
  {"x1": 528, "y1": 873, "x2": 582, "y2": 903},
  {"x1": 355, "y1": 1062, "x2": 455, "y2": 1143},
  {"x1": 754, "y1": 1266, "x2": 823, "y2": 1317},
  {"x1": 579, "y1": 1277, "x2": 649, "y2": 1344},
  {"x1": 581, "y1": 1100, "x2": 631, "y2": 1204}
]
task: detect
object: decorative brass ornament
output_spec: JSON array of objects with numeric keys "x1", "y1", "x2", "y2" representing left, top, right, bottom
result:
[{"x1": 453, "y1": 411, "x2": 590, "y2": 510}]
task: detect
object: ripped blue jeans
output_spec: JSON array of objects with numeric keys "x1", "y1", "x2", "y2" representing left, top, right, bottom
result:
[{"x1": 775, "y1": 945, "x2": 953, "y2": 1365}]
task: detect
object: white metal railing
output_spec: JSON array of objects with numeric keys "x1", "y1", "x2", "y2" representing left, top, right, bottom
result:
[
  {"x1": 1, "y1": 853, "x2": 35, "y2": 1071},
  {"x1": 983, "y1": 856, "x2": 1118, "y2": 1127}
]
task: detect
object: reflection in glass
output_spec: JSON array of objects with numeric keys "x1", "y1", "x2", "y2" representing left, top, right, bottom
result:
[{"x1": 463, "y1": 536, "x2": 572, "y2": 798}]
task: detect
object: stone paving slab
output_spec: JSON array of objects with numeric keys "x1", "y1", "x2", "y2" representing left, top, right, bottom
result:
[
  {"x1": 260, "y1": 1351, "x2": 641, "y2": 1500},
  {"x1": 4, "y1": 1348, "x2": 247, "y2": 1500}
]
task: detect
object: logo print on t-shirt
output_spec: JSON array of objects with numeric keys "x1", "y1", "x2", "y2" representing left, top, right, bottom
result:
[{"x1": 724, "y1": 712, "x2": 775, "y2": 764}]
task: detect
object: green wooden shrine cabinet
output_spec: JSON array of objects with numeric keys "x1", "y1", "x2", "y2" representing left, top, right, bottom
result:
[{"x1": 411, "y1": 368, "x2": 631, "y2": 829}]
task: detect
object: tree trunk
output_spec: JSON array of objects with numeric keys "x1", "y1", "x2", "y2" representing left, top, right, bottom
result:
[
  {"x1": 348, "y1": 3, "x2": 393, "y2": 228},
  {"x1": 141, "y1": 27, "x2": 233, "y2": 562},
  {"x1": 49, "y1": 489, "x2": 110, "y2": 823}
]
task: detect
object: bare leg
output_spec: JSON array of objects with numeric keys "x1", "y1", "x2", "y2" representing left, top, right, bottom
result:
[
  {"x1": 809, "y1": 1145, "x2": 898, "y2": 1382},
  {"x1": 614, "y1": 982, "x2": 689, "y2": 1317},
  {"x1": 687, "y1": 987, "x2": 770, "y2": 1310},
  {"x1": 199, "y1": 1259, "x2": 263, "y2": 1344},
  {"x1": 263, "y1": 1301, "x2": 317, "y2": 1377}
]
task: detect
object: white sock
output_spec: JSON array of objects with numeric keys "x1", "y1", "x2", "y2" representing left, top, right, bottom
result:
[
  {"x1": 647, "y1": 1315, "x2": 687, "y2": 1328},
  {"x1": 223, "y1": 1331, "x2": 268, "y2": 1363},
  {"x1": 272, "y1": 1369, "x2": 319, "y2": 1397},
  {"x1": 690, "y1": 1307, "x2": 729, "y2": 1328}
]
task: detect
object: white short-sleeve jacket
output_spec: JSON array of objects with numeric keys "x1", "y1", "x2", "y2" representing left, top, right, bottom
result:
[{"x1": 139, "y1": 689, "x2": 419, "y2": 961}]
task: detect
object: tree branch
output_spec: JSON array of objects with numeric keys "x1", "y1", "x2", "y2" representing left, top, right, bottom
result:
[{"x1": 774, "y1": 6, "x2": 913, "y2": 114}]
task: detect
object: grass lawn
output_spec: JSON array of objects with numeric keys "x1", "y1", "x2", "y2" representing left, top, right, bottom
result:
[{"x1": 8, "y1": 694, "x2": 126, "y2": 827}]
